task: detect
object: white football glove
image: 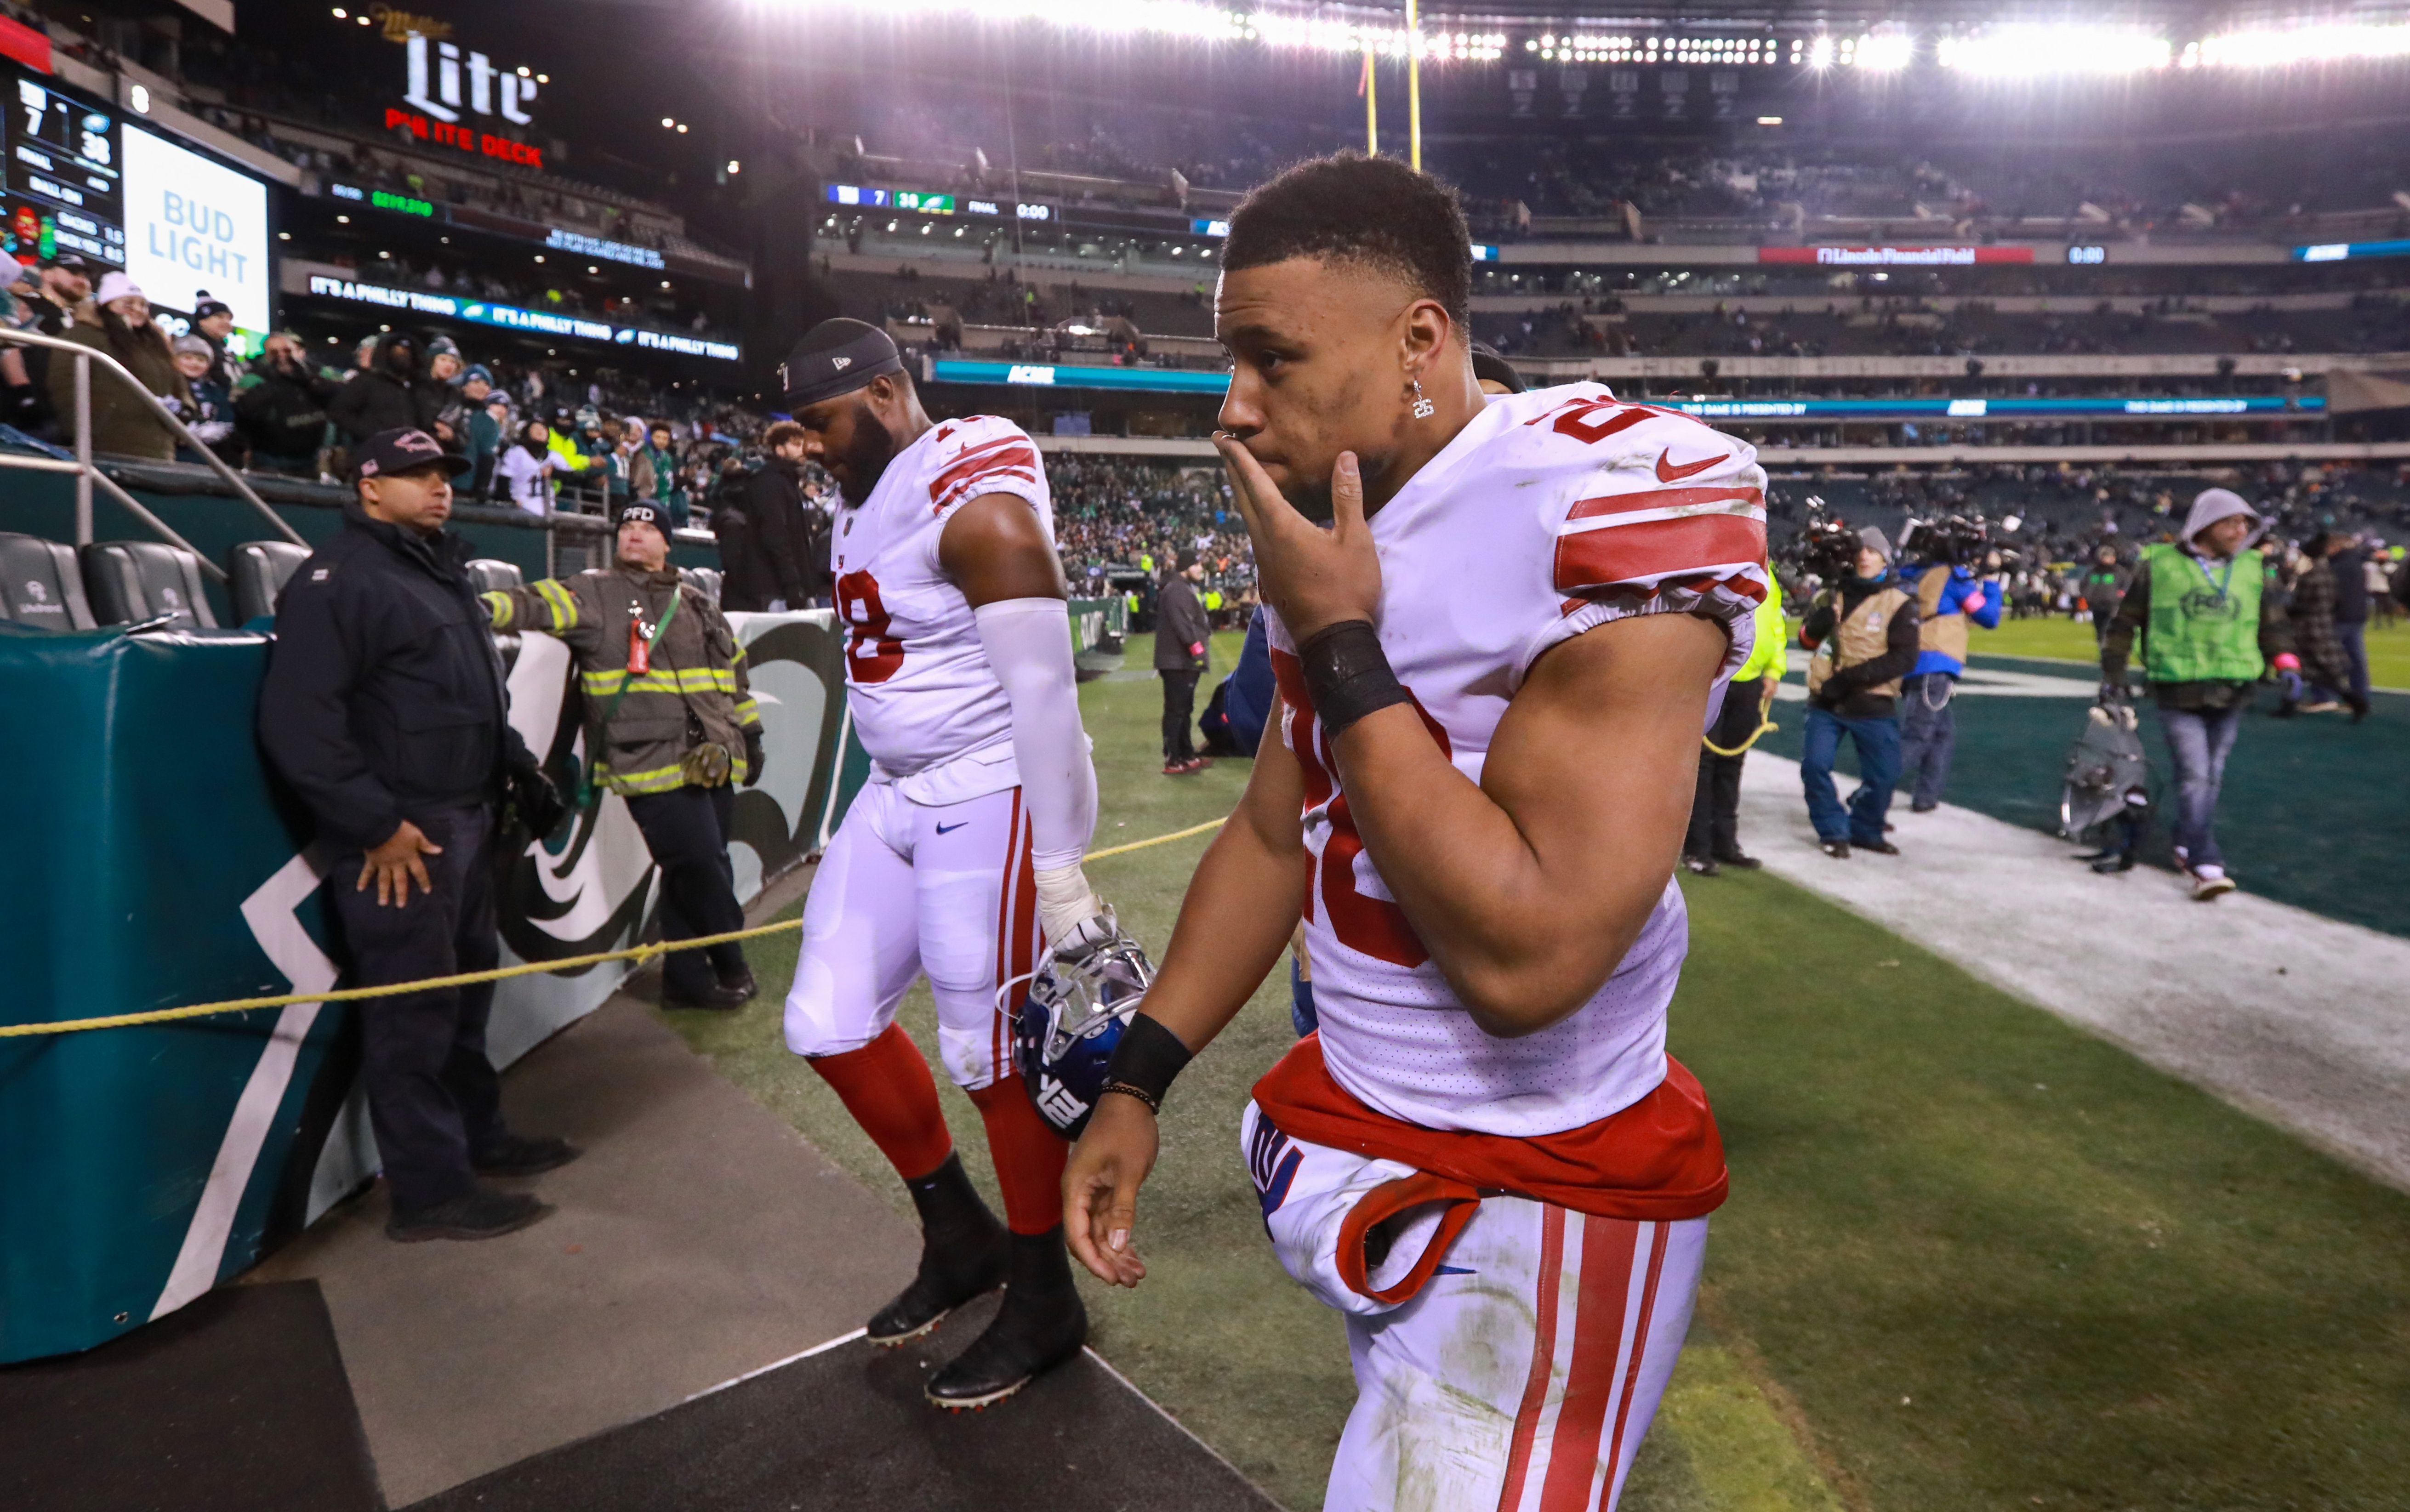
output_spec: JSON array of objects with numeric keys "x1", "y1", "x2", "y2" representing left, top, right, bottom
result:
[{"x1": 1035, "y1": 863, "x2": 1114, "y2": 960}]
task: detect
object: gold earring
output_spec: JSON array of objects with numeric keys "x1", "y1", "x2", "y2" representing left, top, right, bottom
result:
[{"x1": 1410, "y1": 379, "x2": 1435, "y2": 419}]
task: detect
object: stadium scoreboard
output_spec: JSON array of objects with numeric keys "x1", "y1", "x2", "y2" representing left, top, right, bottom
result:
[
  {"x1": 828, "y1": 182, "x2": 1054, "y2": 222},
  {"x1": 7, "y1": 73, "x2": 125, "y2": 267}
]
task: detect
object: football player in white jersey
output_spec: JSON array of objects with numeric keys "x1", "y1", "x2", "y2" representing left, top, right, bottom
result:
[
  {"x1": 1062, "y1": 158, "x2": 1768, "y2": 1508},
  {"x1": 775, "y1": 319, "x2": 1118, "y2": 1408}
]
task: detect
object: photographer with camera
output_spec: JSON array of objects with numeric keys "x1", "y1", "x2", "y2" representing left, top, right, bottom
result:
[
  {"x1": 1798, "y1": 525, "x2": 1921, "y2": 859},
  {"x1": 1895, "y1": 517, "x2": 2002, "y2": 815}
]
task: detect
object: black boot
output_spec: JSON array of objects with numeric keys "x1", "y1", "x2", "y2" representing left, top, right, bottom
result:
[
  {"x1": 865, "y1": 1154, "x2": 1009, "y2": 1346},
  {"x1": 925, "y1": 1226, "x2": 1088, "y2": 1410}
]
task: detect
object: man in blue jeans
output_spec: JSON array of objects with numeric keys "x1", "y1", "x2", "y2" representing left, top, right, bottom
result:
[
  {"x1": 2099, "y1": 489, "x2": 2298, "y2": 899},
  {"x1": 1798, "y1": 529, "x2": 1921, "y2": 858},
  {"x1": 1896, "y1": 529, "x2": 2002, "y2": 813}
]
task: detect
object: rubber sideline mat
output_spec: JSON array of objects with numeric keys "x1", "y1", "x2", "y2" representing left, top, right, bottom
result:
[
  {"x1": 408, "y1": 1293, "x2": 1281, "y2": 1512},
  {"x1": 0, "y1": 1280, "x2": 380, "y2": 1512}
]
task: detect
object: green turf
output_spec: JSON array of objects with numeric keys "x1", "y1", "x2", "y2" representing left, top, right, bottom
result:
[
  {"x1": 665, "y1": 629, "x2": 2410, "y2": 1512},
  {"x1": 1755, "y1": 653, "x2": 2410, "y2": 939},
  {"x1": 1819, "y1": 611, "x2": 2410, "y2": 688},
  {"x1": 1671, "y1": 865, "x2": 2410, "y2": 1511}
]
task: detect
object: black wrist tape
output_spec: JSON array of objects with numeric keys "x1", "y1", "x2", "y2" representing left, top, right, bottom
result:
[
  {"x1": 1299, "y1": 620, "x2": 1411, "y2": 735},
  {"x1": 1104, "y1": 1013, "x2": 1193, "y2": 1109}
]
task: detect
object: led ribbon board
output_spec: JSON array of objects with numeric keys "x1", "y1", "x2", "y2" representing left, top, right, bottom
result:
[{"x1": 306, "y1": 274, "x2": 739, "y2": 361}]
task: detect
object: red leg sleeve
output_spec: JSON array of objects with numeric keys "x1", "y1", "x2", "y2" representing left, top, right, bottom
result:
[
  {"x1": 965, "y1": 1078, "x2": 1069, "y2": 1234},
  {"x1": 806, "y1": 1023, "x2": 954, "y2": 1181}
]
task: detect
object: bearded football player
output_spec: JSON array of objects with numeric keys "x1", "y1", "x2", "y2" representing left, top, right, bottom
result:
[
  {"x1": 777, "y1": 320, "x2": 1122, "y2": 1408},
  {"x1": 1061, "y1": 157, "x2": 1768, "y2": 1508}
]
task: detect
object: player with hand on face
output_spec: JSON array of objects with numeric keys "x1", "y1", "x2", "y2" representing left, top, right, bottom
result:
[
  {"x1": 777, "y1": 320, "x2": 1122, "y2": 1409},
  {"x1": 1061, "y1": 156, "x2": 1768, "y2": 1509}
]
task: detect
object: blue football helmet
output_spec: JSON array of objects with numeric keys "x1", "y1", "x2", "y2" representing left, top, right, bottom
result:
[{"x1": 1013, "y1": 912, "x2": 1157, "y2": 1139}]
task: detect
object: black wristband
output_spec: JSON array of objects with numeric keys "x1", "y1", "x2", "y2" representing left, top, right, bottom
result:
[
  {"x1": 1104, "y1": 1013, "x2": 1193, "y2": 1110},
  {"x1": 1299, "y1": 620, "x2": 1411, "y2": 736}
]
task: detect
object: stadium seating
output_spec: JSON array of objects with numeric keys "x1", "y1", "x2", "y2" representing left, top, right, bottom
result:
[
  {"x1": 79, "y1": 541, "x2": 217, "y2": 629},
  {"x1": 227, "y1": 541, "x2": 313, "y2": 624},
  {"x1": 0, "y1": 533, "x2": 97, "y2": 630},
  {"x1": 466, "y1": 560, "x2": 525, "y2": 594},
  {"x1": 679, "y1": 567, "x2": 724, "y2": 607}
]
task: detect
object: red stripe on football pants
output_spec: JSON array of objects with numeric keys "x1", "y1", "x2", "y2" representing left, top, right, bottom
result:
[{"x1": 966, "y1": 790, "x2": 1064, "y2": 1234}]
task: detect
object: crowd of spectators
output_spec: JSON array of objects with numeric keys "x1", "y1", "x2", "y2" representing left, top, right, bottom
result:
[
  {"x1": 1048, "y1": 456, "x2": 1256, "y2": 619},
  {"x1": 0, "y1": 249, "x2": 769, "y2": 534},
  {"x1": 1476, "y1": 296, "x2": 2410, "y2": 362}
]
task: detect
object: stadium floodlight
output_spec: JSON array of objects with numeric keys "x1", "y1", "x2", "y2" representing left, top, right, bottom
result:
[
  {"x1": 1937, "y1": 26, "x2": 2170, "y2": 75},
  {"x1": 1846, "y1": 30, "x2": 1914, "y2": 70},
  {"x1": 1804, "y1": 34, "x2": 1835, "y2": 68},
  {"x1": 2191, "y1": 22, "x2": 2410, "y2": 68},
  {"x1": 731, "y1": 1, "x2": 1498, "y2": 58}
]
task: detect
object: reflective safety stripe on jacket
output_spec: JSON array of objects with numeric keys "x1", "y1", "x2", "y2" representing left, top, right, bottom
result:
[{"x1": 483, "y1": 566, "x2": 759, "y2": 793}]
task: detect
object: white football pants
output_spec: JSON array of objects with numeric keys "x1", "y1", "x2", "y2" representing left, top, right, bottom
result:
[
  {"x1": 782, "y1": 781, "x2": 1039, "y2": 1090},
  {"x1": 1243, "y1": 1102, "x2": 1706, "y2": 1512}
]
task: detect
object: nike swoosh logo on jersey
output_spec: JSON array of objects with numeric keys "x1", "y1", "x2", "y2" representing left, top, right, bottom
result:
[
  {"x1": 1655, "y1": 448, "x2": 1721, "y2": 483},
  {"x1": 935, "y1": 821, "x2": 970, "y2": 835}
]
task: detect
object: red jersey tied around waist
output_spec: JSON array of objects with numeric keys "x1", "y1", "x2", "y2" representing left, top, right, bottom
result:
[{"x1": 1254, "y1": 1035, "x2": 1728, "y2": 1303}]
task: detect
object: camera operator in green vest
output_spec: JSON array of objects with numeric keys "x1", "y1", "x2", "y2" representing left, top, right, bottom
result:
[
  {"x1": 2099, "y1": 488, "x2": 2299, "y2": 902},
  {"x1": 1798, "y1": 527, "x2": 1921, "y2": 860},
  {"x1": 483, "y1": 500, "x2": 768, "y2": 1006}
]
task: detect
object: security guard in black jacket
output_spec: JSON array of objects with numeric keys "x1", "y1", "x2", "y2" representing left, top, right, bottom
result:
[{"x1": 259, "y1": 428, "x2": 577, "y2": 1244}]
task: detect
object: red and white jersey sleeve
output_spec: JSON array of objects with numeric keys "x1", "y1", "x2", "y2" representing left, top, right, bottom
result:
[
  {"x1": 1265, "y1": 385, "x2": 1768, "y2": 1138},
  {"x1": 829, "y1": 415, "x2": 1056, "y2": 792}
]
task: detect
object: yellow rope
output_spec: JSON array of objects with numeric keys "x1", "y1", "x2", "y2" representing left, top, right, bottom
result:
[
  {"x1": 0, "y1": 814, "x2": 1233, "y2": 1039},
  {"x1": 1701, "y1": 720, "x2": 1778, "y2": 758},
  {"x1": 1086, "y1": 816, "x2": 1225, "y2": 860}
]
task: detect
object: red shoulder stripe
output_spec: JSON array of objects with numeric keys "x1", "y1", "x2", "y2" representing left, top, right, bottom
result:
[
  {"x1": 1555, "y1": 514, "x2": 1767, "y2": 593},
  {"x1": 929, "y1": 439, "x2": 1040, "y2": 506},
  {"x1": 1566, "y1": 485, "x2": 1763, "y2": 523}
]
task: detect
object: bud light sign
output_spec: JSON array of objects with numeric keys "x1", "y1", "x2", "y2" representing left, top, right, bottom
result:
[{"x1": 120, "y1": 124, "x2": 270, "y2": 334}]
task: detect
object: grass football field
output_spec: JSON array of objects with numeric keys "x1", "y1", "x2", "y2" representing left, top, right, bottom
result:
[
  {"x1": 674, "y1": 631, "x2": 2410, "y2": 1512},
  {"x1": 1949, "y1": 613, "x2": 2410, "y2": 689}
]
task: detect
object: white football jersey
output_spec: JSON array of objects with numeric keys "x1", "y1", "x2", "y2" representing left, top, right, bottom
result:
[
  {"x1": 830, "y1": 415, "x2": 1055, "y2": 790},
  {"x1": 1269, "y1": 384, "x2": 1769, "y2": 1138}
]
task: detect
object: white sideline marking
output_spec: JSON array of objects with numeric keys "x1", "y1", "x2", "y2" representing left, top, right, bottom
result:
[
  {"x1": 682, "y1": 1327, "x2": 867, "y2": 1402},
  {"x1": 1733, "y1": 755, "x2": 2410, "y2": 1191}
]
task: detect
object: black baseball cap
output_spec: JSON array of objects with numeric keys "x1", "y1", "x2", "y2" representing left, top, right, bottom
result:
[
  {"x1": 43, "y1": 252, "x2": 89, "y2": 273},
  {"x1": 1470, "y1": 341, "x2": 1525, "y2": 393},
  {"x1": 354, "y1": 427, "x2": 471, "y2": 481},
  {"x1": 780, "y1": 318, "x2": 902, "y2": 409}
]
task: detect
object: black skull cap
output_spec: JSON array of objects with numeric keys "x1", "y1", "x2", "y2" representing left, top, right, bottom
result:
[{"x1": 780, "y1": 318, "x2": 903, "y2": 409}]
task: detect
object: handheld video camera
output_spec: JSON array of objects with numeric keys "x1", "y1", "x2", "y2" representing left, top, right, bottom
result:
[
  {"x1": 1793, "y1": 498, "x2": 1859, "y2": 583},
  {"x1": 1899, "y1": 512, "x2": 1989, "y2": 568}
]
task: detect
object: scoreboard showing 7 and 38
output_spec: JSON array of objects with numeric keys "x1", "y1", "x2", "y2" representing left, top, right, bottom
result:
[{"x1": 6, "y1": 69, "x2": 126, "y2": 269}]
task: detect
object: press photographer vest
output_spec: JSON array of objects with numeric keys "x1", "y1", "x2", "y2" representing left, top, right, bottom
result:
[
  {"x1": 2139, "y1": 544, "x2": 2264, "y2": 685},
  {"x1": 1914, "y1": 566, "x2": 1970, "y2": 666},
  {"x1": 1806, "y1": 585, "x2": 1911, "y2": 700}
]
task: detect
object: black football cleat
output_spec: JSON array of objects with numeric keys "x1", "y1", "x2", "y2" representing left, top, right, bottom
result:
[
  {"x1": 866, "y1": 1154, "x2": 1009, "y2": 1347},
  {"x1": 925, "y1": 1227, "x2": 1088, "y2": 1410}
]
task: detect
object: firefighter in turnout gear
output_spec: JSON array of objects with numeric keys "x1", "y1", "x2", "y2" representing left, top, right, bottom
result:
[{"x1": 483, "y1": 500, "x2": 768, "y2": 1007}]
